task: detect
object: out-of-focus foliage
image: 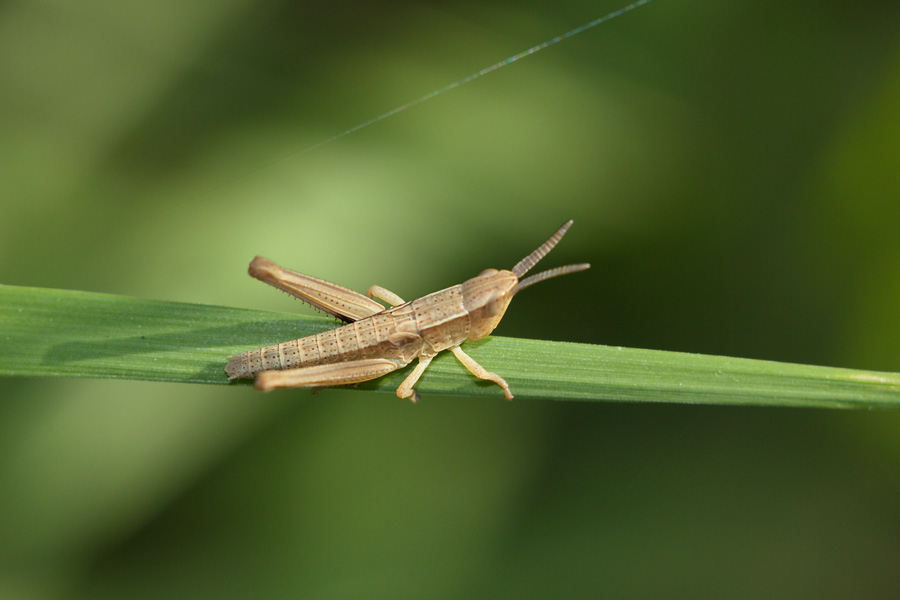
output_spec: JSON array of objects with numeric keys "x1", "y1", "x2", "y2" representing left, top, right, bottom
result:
[{"x1": 1, "y1": 1, "x2": 899, "y2": 598}]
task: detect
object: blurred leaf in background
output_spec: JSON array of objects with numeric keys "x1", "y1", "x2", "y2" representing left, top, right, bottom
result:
[{"x1": 1, "y1": 0, "x2": 900, "y2": 598}]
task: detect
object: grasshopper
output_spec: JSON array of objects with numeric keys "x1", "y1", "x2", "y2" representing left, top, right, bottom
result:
[{"x1": 225, "y1": 220, "x2": 589, "y2": 401}]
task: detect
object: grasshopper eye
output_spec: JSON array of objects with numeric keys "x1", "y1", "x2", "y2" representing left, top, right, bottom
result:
[{"x1": 479, "y1": 268, "x2": 498, "y2": 277}]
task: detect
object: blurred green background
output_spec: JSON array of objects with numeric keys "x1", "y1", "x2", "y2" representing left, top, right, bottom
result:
[{"x1": 2, "y1": 0, "x2": 900, "y2": 597}]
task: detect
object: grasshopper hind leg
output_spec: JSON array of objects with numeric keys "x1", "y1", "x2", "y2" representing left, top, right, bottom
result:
[
  {"x1": 255, "y1": 358, "x2": 404, "y2": 392},
  {"x1": 367, "y1": 285, "x2": 405, "y2": 307}
]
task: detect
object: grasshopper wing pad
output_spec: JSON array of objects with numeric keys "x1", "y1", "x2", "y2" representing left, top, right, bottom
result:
[{"x1": 249, "y1": 256, "x2": 385, "y2": 322}]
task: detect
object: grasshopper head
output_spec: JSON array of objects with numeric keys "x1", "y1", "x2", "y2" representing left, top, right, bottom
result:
[
  {"x1": 461, "y1": 268, "x2": 519, "y2": 340},
  {"x1": 462, "y1": 220, "x2": 590, "y2": 341}
]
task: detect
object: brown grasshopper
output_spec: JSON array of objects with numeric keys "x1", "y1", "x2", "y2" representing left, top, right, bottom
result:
[{"x1": 225, "y1": 220, "x2": 589, "y2": 401}]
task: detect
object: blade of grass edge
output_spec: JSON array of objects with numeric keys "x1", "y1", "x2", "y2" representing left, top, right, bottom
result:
[{"x1": 0, "y1": 284, "x2": 898, "y2": 408}]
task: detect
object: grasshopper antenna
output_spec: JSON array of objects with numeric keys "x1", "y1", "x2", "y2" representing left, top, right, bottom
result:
[{"x1": 511, "y1": 220, "x2": 590, "y2": 294}]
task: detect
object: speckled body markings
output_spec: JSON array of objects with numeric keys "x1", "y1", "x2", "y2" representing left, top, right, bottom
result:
[{"x1": 226, "y1": 221, "x2": 589, "y2": 402}]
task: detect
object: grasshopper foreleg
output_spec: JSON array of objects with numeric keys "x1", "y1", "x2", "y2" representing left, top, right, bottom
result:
[{"x1": 450, "y1": 346, "x2": 513, "y2": 400}]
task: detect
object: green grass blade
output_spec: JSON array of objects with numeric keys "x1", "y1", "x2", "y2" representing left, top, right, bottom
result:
[{"x1": 1, "y1": 284, "x2": 898, "y2": 408}]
